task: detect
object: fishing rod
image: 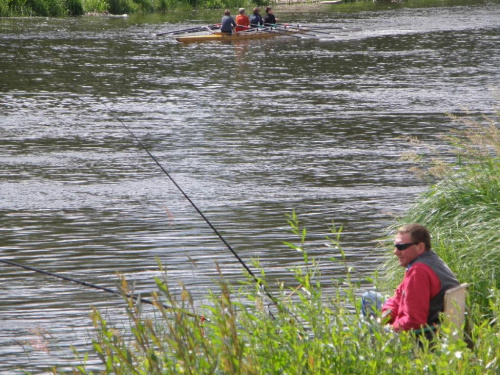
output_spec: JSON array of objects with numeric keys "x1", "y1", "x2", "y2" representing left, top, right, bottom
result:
[
  {"x1": 0, "y1": 258, "x2": 200, "y2": 319},
  {"x1": 98, "y1": 100, "x2": 284, "y2": 312}
]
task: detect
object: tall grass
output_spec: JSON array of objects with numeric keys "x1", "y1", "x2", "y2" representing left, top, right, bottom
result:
[
  {"x1": 71, "y1": 213, "x2": 500, "y2": 374},
  {"x1": 383, "y1": 108, "x2": 500, "y2": 316}
]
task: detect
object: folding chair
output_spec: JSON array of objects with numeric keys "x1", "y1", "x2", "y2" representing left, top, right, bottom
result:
[{"x1": 442, "y1": 283, "x2": 469, "y2": 340}]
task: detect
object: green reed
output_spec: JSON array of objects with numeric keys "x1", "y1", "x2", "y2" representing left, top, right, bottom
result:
[
  {"x1": 72, "y1": 213, "x2": 500, "y2": 374},
  {"x1": 383, "y1": 108, "x2": 500, "y2": 317}
]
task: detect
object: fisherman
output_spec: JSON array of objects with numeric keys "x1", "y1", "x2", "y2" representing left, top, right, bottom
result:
[
  {"x1": 249, "y1": 7, "x2": 263, "y2": 28},
  {"x1": 363, "y1": 224, "x2": 459, "y2": 335},
  {"x1": 235, "y1": 8, "x2": 250, "y2": 32},
  {"x1": 220, "y1": 9, "x2": 237, "y2": 35},
  {"x1": 263, "y1": 6, "x2": 279, "y2": 26}
]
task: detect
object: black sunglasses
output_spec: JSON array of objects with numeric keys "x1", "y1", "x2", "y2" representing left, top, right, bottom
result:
[{"x1": 394, "y1": 242, "x2": 419, "y2": 251}]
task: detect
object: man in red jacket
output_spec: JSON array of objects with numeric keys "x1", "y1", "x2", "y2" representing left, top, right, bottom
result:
[{"x1": 381, "y1": 224, "x2": 459, "y2": 331}]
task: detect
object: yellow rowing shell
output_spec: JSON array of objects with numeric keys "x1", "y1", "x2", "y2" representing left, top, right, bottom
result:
[{"x1": 176, "y1": 29, "x2": 305, "y2": 43}]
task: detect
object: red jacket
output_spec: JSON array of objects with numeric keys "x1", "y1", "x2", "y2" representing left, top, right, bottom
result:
[
  {"x1": 382, "y1": 263, "x2": 441, "y2": 331},
  {"x1": 235, "y1": 14, "x2": 250, "y2": 32}
]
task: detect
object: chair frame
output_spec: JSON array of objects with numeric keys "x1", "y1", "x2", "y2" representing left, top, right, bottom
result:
[{"x1": 442, "y1": 283, "x2": 469, "y2": 339}]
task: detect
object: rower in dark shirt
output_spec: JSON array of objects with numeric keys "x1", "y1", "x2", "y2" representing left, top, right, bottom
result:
[
  {"x1": 220, "y1": 9, "x2": 236, "y2": 34},
  {"x1": 263, "y1": 6, "x2": 279, "y2": 26},
  {"x1": 249, "y1": 7, "x2": 263, "y2": 28}
]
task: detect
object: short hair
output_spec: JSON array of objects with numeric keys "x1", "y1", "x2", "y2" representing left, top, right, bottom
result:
[
  {"x1": 239, "y1": 8, "x2": 245, "y2": 14},
  {"x1": 397, "y1": 224, "x2": 431, "y2": 251},
  {"x1": 265, "y1": 6, "x2": 272, "y2": 13},
  {"x1": 224, "y1": 9, "x2": 230, "y2": 15},
  {"x1": 253, "y1": 7, "x2": 260, "y2": 14}
]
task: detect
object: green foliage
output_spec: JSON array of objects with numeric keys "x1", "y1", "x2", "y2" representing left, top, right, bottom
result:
[
  {"x1": 24, "y1": 0, "x2": 62, "y2": 15},
  {"x1": 108, "y1": 0, "x2": 136, "y2": 14},
  {"x1": 0, "y1": 0, "x2": 261, "y2": 15},
  {"x1": 384, "y1": 108, "x2": 500, "y2": 317},
  {"x1": 81, "y1": 0, "x2": 107, "y2": 13},
  {"x1": 66, "y1": 0, "x2": 84, "y2": 14},
  {"x1": 151, "y1": 0, "x2": 169, "y2": 12},
  {"x1": 0, "y1": 0, "x2": 10, "y2": 16},
  {"x1": 132, "y1": 0, "x2": 154, "y2": 12},
  {"x1": 252, "y1": 0, "x2": 269, "y2": 7},
  {"x1": 74, "y1": 217, "x2": 500, "y2": 374},
  {"x1": 0, "y1": 0, "x2": 81, "y2": 15}
]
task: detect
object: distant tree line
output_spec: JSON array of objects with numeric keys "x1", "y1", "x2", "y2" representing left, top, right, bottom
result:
[{"x1": 0, "y1": 0, "x2": 269, "y2": 16}]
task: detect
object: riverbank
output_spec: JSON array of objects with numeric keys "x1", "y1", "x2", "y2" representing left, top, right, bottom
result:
[
  {"x1": 76, "y1": 110, "x2": 500, "y2": 373},
  {"x1": 1, "y1": 0, "x2": 492, "y2": 18}
]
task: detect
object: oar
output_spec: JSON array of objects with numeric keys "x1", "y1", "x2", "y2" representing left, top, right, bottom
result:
[
  {"x1": 248, "y1": 25, "x2": 306, "y2": 39},
  {"x1": 269, "y1": 26, "x2": 321, "y2": 39},
  {"x1": 301, "y1": 25, "x2": 345, "y2": 30},
  {"x1": 293, "y1": 24, "x2": 362, "y2": 32},
  {"x1": 273, "y1": 25, "x2": 331, "y2": 35},
  {"x1": 156, "y1": 24, "x2": 220, "y2": 37},
  {"x1": 262, "y1": 24, "x2": 330, "y2": 37},
  {"x1": 295, "y1": 28, "x2": 335, "y2": 35},
  {"x1": 156, "y1": 27, "x2": 204, "y2": 37},
  {"x1": 277, "y1": 23, "x2": 347, "y2": 31}
]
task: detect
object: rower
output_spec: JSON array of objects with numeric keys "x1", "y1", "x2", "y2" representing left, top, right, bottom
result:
[
  {"x1": 263, "y1": 6, "x2": 279, "y2": 27},
  {"x1": 220, "y1": 9, "x2": 236, "y2": 35},
  {"x1": 235, "y1": 8, "x2": 250, "y2": 32},
  {"x1": 249, "y1": 7, "x2": 263, "y2": 28}
]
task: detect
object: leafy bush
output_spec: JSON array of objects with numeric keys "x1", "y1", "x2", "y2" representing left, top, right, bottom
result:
[
  {"x1": 82, "y1": 0, "x2": 107, "y2": 13},
  {"x1": 0, "y1": 0, "x2": 10, "y2": 16},
  {"x1": 151, "y1": 0, "x2": 168, "y2": 12},
  {"x1": 108, "y1": 0, "x2": 136, "y2": 14},
  {"x1": 66, "y1": 0, "x2": 84, "y2": 14},
  {"x1": 25, "y1": 0, "x2": 49, "y2": 15}
]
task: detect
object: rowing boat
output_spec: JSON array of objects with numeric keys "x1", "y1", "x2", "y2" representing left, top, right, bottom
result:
[{"x1": 175, "y1": 28, "x2": 306, "y2": 43}]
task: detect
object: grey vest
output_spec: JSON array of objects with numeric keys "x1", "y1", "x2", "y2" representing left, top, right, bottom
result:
[{"x1": 409, "y1": 251, "x2": 459, "y2": 325}]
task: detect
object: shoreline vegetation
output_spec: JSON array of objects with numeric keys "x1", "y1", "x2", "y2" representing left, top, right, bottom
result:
[
  {"x1": 0, "y1": 0, "x2": 317, "y2": 17},
  {"x1": 70, "y1": 109, "x2": 500, "y2": 373},
  {"x1": 0, "y1": 0, "x2": 482, "y2": 17}
]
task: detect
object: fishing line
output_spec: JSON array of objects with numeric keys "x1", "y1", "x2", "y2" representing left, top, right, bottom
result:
[
  {"x1": 0, "y1": 258, "x2": 200, "y2": 318},
  {"x1": 98, "y1": 99, "x2": 283, "y2": 311}
]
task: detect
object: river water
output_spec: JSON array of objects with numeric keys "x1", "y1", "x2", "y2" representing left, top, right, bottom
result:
[{"x1": 1, "y1": 1, "x2": 499, "y2": 371}]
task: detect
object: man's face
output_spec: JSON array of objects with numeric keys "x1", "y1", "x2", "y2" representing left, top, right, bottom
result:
[{"x1": 393, "y1": 232, "x2": 425, "y2": 267}]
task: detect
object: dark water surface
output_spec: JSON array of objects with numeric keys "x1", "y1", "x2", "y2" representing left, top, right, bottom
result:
[{"x1": 1, "y1": 2, "x2": 499, "y2": 371}]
